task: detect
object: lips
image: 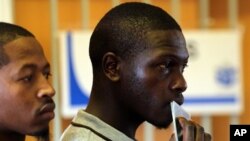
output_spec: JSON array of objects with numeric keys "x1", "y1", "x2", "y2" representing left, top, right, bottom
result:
[
  {"x1": 39, "y1": 103, "x2": 55, "y2": 114},
  {"x1": 173, "y1": 94, "x2": 184, "y2": 105},
  {"x1": 38, "y1": 102, "x2": 55, "y2": 120}
]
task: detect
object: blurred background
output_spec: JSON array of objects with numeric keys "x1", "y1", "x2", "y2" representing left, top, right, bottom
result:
[{"x1": 1, "y1": 0, "x2": 250, "y2": 141}]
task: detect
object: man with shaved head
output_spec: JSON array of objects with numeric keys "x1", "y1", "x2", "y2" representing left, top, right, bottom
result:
[{"x1": 61, "y1": 2, "x2": 211, "y2": 141}]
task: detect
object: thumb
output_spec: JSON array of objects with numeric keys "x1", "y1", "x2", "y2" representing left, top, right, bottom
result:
[{"x1": 169, "y1": 133, "x2": 176, "y2": 141}]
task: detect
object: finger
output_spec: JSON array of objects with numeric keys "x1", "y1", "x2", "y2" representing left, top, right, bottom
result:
[
  {"x1": 178, "y1": 117, "x2": 195, "y2": 141},
  {"x1": 204, "y1": 132, "x2": 212, "y2": 141},
  {"x1": 195, "y1": 124, "x2": 205, "y2": 141},
  {"x1": 169, "y1": 133, "x2": 176, "y2": 141}
]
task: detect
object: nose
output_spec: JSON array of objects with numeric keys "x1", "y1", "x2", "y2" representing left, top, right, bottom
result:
[
  {"x1": 170, "y1": 72, "x2": 187, "y2": 94},
  {"x1": 37, "y1": 78, "x2": 55, "y2": 98}
]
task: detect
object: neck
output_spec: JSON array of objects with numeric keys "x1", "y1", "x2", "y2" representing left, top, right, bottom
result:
[
  {"x1": 86, "y1": 91, "x2": 143, "y2": 139},
  {"x1": 0, "y1": 131, "x2": 25, "y2": 141}
]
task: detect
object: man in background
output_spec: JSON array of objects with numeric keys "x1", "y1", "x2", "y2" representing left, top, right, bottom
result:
[
  {"x1": 0, "y1": 22, "x2": 55, "y2": 141},
  {"x1": 61, "y1": 2, "x2": 211, "y2": 141}
]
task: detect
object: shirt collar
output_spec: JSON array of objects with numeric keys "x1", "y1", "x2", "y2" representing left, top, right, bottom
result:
[{"x1": 72, "y1": 110, "x2": 135, "y2": 141}]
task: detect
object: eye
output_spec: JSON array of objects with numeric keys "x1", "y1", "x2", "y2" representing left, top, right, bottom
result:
[
  {"x1": 21, "y1": 75, "x2": 33, "y2": 82},
  {"x1": 181, "y1": 63, "x2": 188, "y2": 73},
  {"x1": 158, "y1": 60, "x2": 173, "y2": 73},
  {"x1": 43, "y1": 72, "x2": 52, "y2": 80}
]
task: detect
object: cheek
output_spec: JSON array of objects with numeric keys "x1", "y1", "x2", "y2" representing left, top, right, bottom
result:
[
  {"x1": 125, "y1": 72, "x2": 160, "y2": 108},
  {"x1": 128, "y1": 65, "x2": 167, "y2": 98},
  {"x1": 132, "y1": 71, "x2": 172, "y2": 108},
  {"x1": 135, "y1": 71, "x2": 167, "y2": 95},
  {"x1": 0, "y1": 90, "x2": 35, "y2": 127},
  {"x1": 6, "y1": 87, "x2": 37, "y2": 114},
  {"x1": 121, "y1": 63, "x2": 169, "y2": 103}
]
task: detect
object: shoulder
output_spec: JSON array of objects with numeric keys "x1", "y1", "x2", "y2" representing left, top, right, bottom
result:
[
  {"x1": 60, "y1": 124, "x2": 107, "y2": 141},
  {"x1": 60, "y1": 124, "x2": 87, "y2": 141}
]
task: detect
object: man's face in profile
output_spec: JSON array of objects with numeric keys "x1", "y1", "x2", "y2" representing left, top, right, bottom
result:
[
  {"x1": 118, "y1": 29, "x2": 188, "y2": 129},
  {"x1": 0, "y1": 37, "x2": 55, "y2": 137}
]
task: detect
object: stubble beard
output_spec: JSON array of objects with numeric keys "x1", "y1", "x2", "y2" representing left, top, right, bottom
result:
[{"x1": 35, "y1": 127, "x2": 50, "y2": 141}]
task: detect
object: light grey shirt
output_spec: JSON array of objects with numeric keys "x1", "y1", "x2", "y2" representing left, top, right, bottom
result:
[{"x1": 60, "y1": 110, "x2": 135, "y2": 141}]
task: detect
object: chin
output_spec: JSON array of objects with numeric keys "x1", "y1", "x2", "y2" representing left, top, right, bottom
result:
[
  {"x1": 31, "y1": 127, "x2": 50, "y2": 141},
  {"x1": 29, "y1": 126, "x2": 49, "y2": 137},
  {"x1": 153, "y1": 122, "x2": 170, "y2": 129},
  {"x1": 149, "y1": 118, "x2": 172, "y2": 129}
]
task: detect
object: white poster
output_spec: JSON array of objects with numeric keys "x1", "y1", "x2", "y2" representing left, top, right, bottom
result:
[
  {"x1": 59, "y1": 29, "x2": 243, "y2": 118},
  {"x1": 59, "y1": 31, "x2": 93, "y2": 118},
  {"x1": 0, "y1": 0, "x2": 13, "y2": 22},
  {"x1": 182, "y1": 29, "x2": 243, "y2": 115}
]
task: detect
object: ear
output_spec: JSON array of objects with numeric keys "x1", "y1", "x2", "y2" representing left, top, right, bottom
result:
[{"x1": 102, "y1": 52, "x2": 121, "y2": 81}]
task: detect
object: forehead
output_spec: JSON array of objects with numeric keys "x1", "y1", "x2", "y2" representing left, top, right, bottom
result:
[
  {"x1": 145, "y1": 30, "x2": 186, "y2": 49},
  {"x1": 141, "y1": 30, "x2": 188, "y2": 58},
  {"x1": 2, "y1": 37, "x2": 48, "y2": 69},
  {"x1": 4, "y1": 37, "x2": 45, "y2": 60}
]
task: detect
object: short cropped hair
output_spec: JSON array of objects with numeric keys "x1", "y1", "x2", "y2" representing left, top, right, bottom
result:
[
  {"x1": 0, "y1": 22, "x2": 34, "y2": 68},
  {"x1": 89, "y1": 2, "x2": 181, "y2": 69}
]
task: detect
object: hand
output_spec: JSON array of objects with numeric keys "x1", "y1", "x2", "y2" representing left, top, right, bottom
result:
[{"x1": 169, "y1": 117, "x2": 212, "y2": 141}]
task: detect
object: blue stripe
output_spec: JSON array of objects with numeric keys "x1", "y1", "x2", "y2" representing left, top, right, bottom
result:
[
  {"x1": 67, "y1": 32, "x2": 89, "y2": 106},
  {"x1": 184, "y1": 96, "x2": 237, "y2": 104}
]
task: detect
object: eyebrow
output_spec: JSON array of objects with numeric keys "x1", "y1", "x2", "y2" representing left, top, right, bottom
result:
[
  {"x1": 152, "y1": 47, "x2": 189, "y2": 61},
  {"x1": 160, "y1": 54, "x2": 189, "y2": 62},
  {"x1": 19, "y1": 63, "x2": 50, "y2": 72}
]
